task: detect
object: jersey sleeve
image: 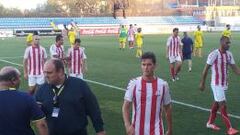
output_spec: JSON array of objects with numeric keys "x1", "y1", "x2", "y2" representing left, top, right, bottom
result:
[
  {"x1": 49, "y1": 45, "x2": 57, "y2": 57},
  {"x1": 43, "y1": 47, "x2": 48, "y2": 59},
  {"x1": 178, "y1": 36, "x2": 183, "y2": 46},
  {"x1": 23, "y1": 47, "x2": 30, "y2": 59},
  {"x1": 166, "y1": 37, "x2": 171, "y2": 47},
  {"x1": 206, "y1": 51, "x2": 217, "y2": 65},
  {"x1": 61, "y1": 45, "x2": 65, "y2": 52},
  {"x1": 163, "y1": 82, "x2": 171, "y2": 105},
  {"x1": 228, "y1": 52, "x2": 235, "y2": 65},
  {"x1": 82, "y1": 48, "x2": 87, "y2": 59},
  {"x1": 124, "y1": 79, "x2": 136, "y2": 102},
  {"x1": 67, "y1": 48, "x2": 71, "y2": 58}
]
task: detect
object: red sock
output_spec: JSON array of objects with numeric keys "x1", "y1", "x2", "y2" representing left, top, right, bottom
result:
[
  {"x1": 208, "y1": 102, "x2": 218, "y2": 124},
  {"x1": 170, "y1": 67, "x2": 175, "y2": 78},
  {"x1": 221, "y1": 105, "x2": 231, "y2": 129}
]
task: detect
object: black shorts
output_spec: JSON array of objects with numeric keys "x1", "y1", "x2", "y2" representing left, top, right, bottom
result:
[{"x1": 183, "y1": 53, "x2": 192, "y2": 60}]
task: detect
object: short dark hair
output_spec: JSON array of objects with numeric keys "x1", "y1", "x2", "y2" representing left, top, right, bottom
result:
[
  {"x1": 56, "y1": 35, "x2": 63, "y2": 42},
  {"x1": 173, "y1": 28, "x2": 179, "y2": 32},
  {"x1": 75, "y1": 38, "x2": 81, "y2": 44},
  {"x1": 52, "y1": 59, "x2": 65, "y2": 72},
  {"x1": 0, "y1": 69, "x2": 19, "y2": 82},
  {"x1": 141, "y1": 52, "x2": 156, "y2": 64}
]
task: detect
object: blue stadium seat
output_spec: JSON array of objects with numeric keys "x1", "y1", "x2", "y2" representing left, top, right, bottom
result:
[{"x1": 0, "y1": 16, "x2": 202, "y2": 29}]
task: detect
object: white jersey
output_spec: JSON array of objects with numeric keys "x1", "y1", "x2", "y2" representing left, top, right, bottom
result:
[
  {"x1": 207, "y1": 49, "x2": 235, "y2": 87},
  {"x1": 124, "y1": 76, "x2": 171, "y2": 135},
  {"x1": 67, "y1": 47, "x2": 87, "y2": 75},
  {"x1": 24, "y1": 46, "x2": 47, "y2": 76},
  {"x1": 166, "y1": 36, "x2": 182, "y2": 57},
  {"x1": 49, "y1": 44, "x2": 65, "y2": 59},
  {"x1": 128, "y1": 28, "x2": 135, "y2": 41}
]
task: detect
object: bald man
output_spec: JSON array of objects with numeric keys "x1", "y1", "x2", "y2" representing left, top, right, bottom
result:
[{"x1": 0, "y1": 66, "x2": 48, "y2": 135}]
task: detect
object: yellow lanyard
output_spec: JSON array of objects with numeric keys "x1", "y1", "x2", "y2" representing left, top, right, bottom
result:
[{"x1": 52, "y1": 85, "x2": 64, "y2": 97}]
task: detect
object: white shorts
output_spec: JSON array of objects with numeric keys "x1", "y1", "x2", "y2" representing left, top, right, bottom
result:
[
  {"x1": 128, "y1": 36, "x2": 134, "y2": 42},
  {"x1": 28, "y1": 75, "x2": 45, "y2": 86},
  {"x1": 169, "y1": 56, "x2": 182, "y2": 64},
  {"x1": 211, "y1": 85, "x2": 227, "y2": 102},
  {"x1": 69, "y1": 73, "x2": 83, "y2": 79}
]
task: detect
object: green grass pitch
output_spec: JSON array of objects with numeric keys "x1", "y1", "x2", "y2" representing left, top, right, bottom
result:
[{"x1": 0, "y1": 32, "x2": 240, "y2": 135}]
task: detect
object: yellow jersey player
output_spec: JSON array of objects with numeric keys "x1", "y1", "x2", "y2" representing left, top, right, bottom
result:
[
  {"x1": 118, "y1": 25, "x2": 128, "y2": 50},
  {"x1": 194, "y1": 25, "x2": 204, "y2": 57},
  {"x1": 68, "y1": 28, "x2": 76, "y2": 47},
  {"x1": 222, "y1": 24, "x2": 231, "y2": 39},
  {"x1": 135, "y1": 27, "x2": 143, "y2": 57},
  {"x1": 26, "y1": 33, "x2": 33, "y2": 46}
]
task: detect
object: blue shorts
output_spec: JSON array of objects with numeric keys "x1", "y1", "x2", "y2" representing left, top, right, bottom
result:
[{"x1": 183, "y1": 53, "x2": 191, "y2": 60}]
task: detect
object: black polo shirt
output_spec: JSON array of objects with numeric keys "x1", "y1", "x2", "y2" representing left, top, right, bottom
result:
[{"x1": 35, "y1": 77, "x2": 104, "y2": 135}]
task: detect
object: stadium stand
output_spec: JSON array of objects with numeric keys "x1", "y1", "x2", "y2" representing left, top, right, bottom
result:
[{"x1": 0, "y1": 16, "x2": 202, "y2": 29}]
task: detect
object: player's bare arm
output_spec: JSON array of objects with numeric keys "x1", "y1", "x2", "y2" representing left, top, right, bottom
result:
[
  {"x1": 122, "y1": 100, "x2": 134, "y2": 135},
  {"x1": 230, "y1": 64, "x2": 240, "y2": 75},
  {"x1": 23, "y1": 59, "x2": 28, "y2": 80},
  {"x1": 200, "y1": 64, "x2": 211, "y2": 91},
  {"x1": 164, "y1": 104, "x2": 172, "y2": 135}
]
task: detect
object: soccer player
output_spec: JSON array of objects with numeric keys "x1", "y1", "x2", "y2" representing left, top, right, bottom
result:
[
  {"x1": 49, "y1": 35, "x2": 65, "y2": 59},
  {"x1": 23, "y1": 32, "x2": 47, "y2": 95},
  {"x1": 67, "y1": 39, "x2": 87, "y2": 79},
  {"x1": 181, "y1": 32, "x2": 193, "y2": 72},
  {"x1": 222, "y1": 24, "x2": 231, "y2": 39},
  {"x1": 122, "y1": 52, "x2": 172, "y2": 135},
  {"x1": 166, "y1": 28, "x2": 182, "y2": 81},
  {"x1": 128, "y1": 24, "x2": 135, "y2": 49},
  {"x1": 118, "y1": 25, "x2": 128, "y2": 50},
  {"x1": 26, "y1": 33, "x2": 33, "y2": 46},
  {"x1": 200, "y1": 36, "x2": 240, "y2": 135},
  {"x1": 193, "y1": 25, "x2": 204, "y2": 57},
  {"x1": 135, "y1": 27, "x2": 143, "y2": 57},
  {"x1": 50, "y1": 20, "x2": 58, "y2": 30},
  {"x1": 68, "y1": 28, "x2": 76, "y2": 47}
]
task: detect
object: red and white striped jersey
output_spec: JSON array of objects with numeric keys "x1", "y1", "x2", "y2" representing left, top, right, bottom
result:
[
  {"x1": 166, "y1": 36, "x2": 182, "y2": 57},
  {"x1": 49, "y1": 44, "x2": 65, "y2": 59},
  {"x1": 124, "y1": 76, "x2": 171, "y2": 135},
  {"x1": 24, "y1": 46, "x2": 47, "y2": 76},
  {"x1": 67, "y1": 47, "x2": 87, "y2": 74},
  {"x1": 207, "y1": 49, "x2": 235, "y2": 87}
]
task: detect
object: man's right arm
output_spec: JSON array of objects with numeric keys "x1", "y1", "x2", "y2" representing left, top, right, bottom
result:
[
  {"x1": 34, "y1": 119, "x2": 49, "y2": 135},
  {"x1": 166, "y1": 37, "x2": 170, "y2": 59},
  {"x1": 199, "y1": 64, "x2": 211, "y2": 91},
  {"x1": 164, "y1": 104, "x2": 172, "y2": 135},
  {"x1": 122, "y1": 100, "x2": 134, "y2": 135},
  {"x1": 230, "y1": 64, "x2": 240, "y2": 75},
  {"x1": 23, "y1": 48, "x2": 29, "y2": 80},
  {"x1": 23, "y1": 58, "x2": 28, "y2": 80}
]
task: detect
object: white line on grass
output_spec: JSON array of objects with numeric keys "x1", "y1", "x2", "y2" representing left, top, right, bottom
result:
[
  {"x1": 1, "y1": 59, "x2": 240, "y2": 119},
  {"x1": 0, "y1": 56, "x2": 23, "y2": 59},
  {"x1": 0, "y1": 59, "x2": 23, "y2": 67}
]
